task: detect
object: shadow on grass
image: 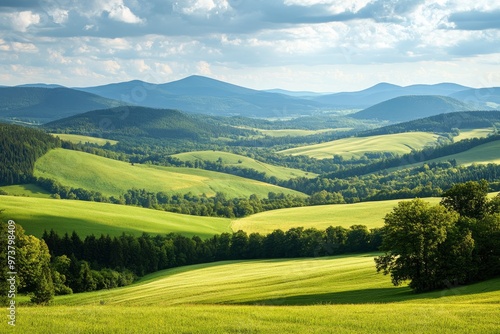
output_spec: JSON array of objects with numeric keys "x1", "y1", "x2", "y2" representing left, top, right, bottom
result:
[{"x1": 242, "y1": 277, "x2": 500, "y2": 306}]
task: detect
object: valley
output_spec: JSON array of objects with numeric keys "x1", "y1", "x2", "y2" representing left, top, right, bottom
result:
[{"x1": 1, "y1": 76, "x2": 499, "y2": 333}]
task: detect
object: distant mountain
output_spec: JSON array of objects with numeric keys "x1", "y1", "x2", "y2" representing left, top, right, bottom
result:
[
  {"x1": 43, "y1": 106, "x2": 253, "y2": 140},
  {"x1": 450, "y1": 87, "x2": 500, "y2": 110},
  {"x1": 358, "y1": 110, "x2": 500, "y2": 136},
  {"x1": 75, "y1": 75, "x2": 327, "y2": 117},
  {"x1": 16, "y1": 83, "x2": 65, "y2": 89},
  {"x1": 314, "y1": 83, "x2": 471, "y2": 108},
  {"x1": 264, "y1": 89, "x2": 330, "y2": 97},
  {"x1": 0, "y1": 87, "x2": 127, "y2": 123},
  {"x1": 351, "y1": 95, "x2": 474, "y2": 122}
]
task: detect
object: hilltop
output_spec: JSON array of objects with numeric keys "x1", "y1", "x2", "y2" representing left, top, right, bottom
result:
[
  {"x1": 76, "y1": 75, "x2": 327, "y2": 117},
  {"x1": 313, "y1": 82, "x2": 470, "y2": 108},
  {"x1": 351, "y1": 95, "x2": 474, "y2": 122},
  {"x1": 0, "y1": 87, "x2": 126, "y2": 123},
  {"x1": 43, "y1": 106, "x2": 252, "y2": 140}
]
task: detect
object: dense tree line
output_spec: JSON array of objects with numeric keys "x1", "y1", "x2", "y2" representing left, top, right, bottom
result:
[
  {"x1": 0, "y1": 123, "x2": 61, "y2": 186},
  {"x1": 376, "y1": 181, "x2": 500, "y2": 293},
  {"x1": 41, "y1": 224, "x2": 383, "y2": 295}
]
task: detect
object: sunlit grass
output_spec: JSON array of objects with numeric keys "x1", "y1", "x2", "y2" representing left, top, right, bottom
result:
[
  {"x1": 0, "y1": 195, "x2": 231, "y2": 238},
  {"x1": 34, "y1": 149, "x2": 306, "y2": 198},
  {"x1": 279, "y1": 132, "x2": 443, "y2": 159}
]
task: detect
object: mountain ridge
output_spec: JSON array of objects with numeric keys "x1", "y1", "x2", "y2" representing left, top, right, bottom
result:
[{"x1": 351, "y1": 95, "x2": 475, "y2": 122}]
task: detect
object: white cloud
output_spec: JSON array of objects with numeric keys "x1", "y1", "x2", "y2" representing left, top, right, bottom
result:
[
  {"x1": 50, "y1": 9, "x2": 69, "y2": 24},
  {"x1": 104, "y1": 1, "x2": 144, "y2": 24},
  {"x1": 10, "y1": 42, "x2": 38, "y2": 53},
  {"x1": 9, "y1": 11, "x2": 40, "y2": 32},
  {"x1": 196, "y1": 61, "x2": 212, "y2": 75},
  {"x1": 175, "y1": 0, "x2": 230, "y2": 16}
]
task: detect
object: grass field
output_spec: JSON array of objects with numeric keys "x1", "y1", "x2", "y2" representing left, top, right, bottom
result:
[
  {"x1": 232, "y1": 197, "x2": 442, "y2": 234},
  {"x1": 172, "y1": 150, "x2": 316, "y2": 180},
  {"x1": 11, "y1": 254, "x2": 500, "y2": 333},
  {"x1": 52, "y1": 133, "x2": 118, "y2": 145},
  {"x1": 259, "y1": 128, "x2": 351, "y2": 137},
  {"x1": 0, "y1": 184, "x2": 51, "y2": 198},
  {"x1": 279, "y1": 132, "x2": 443, "y2": 159},
  {"x1": 0, "y1": 195, "x2": 231, "y2": 238},
  {"x1": 386, "y1": 139, "x2": 500, "y2": 173},
  {"x1": 453, "y1": 128, "x2": 494, "y2": 141},
  {"x1": 34, "y1": 149, "x2": 306, "y2": 198}
]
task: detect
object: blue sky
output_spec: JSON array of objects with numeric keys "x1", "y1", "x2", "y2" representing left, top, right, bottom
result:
[{"x1": 0, "y1": 0, "x2": 499, "y2": 91}]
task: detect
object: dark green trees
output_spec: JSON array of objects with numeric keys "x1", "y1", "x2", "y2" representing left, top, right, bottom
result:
[{"x1": 376, "y1": 181, "x2": 500, "y2": 293}]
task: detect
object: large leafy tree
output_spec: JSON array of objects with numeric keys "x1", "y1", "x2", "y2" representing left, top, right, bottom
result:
[
  {"x1": 375, "y1": 199, "x2": 460, "y2": 292},
  {"x1": 0, "y1": 219, "x2": 55, "y2": 304}
]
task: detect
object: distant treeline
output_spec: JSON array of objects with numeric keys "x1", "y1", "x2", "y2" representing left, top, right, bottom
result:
[
  {"x1": 286, "y1": 162, "x2": 500, "y2": 202},
  {"x1": 34, "y1": 176, "x2": 337, "y2": 218},
  {"x1": 0, "y1": 123, "x2": 60, "y2": 186},
  {"x1": 42, "y1": 224, "x2": 383, "y2": 294},
  {"x1": 358, "y1": 110, "x2": 500, "y2": 137}
]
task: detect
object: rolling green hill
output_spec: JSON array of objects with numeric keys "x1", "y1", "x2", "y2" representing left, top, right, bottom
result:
[
  {"x1": 385, "y1": 139, "x2": 500, "y2": 172},
  {"x1": 34, "y1": 149, "x2": 306, "y2": 198},
  {"x1": 172, "y1": 150, "x2": 316, "y2": 180},
  {"x1": 352, "y1": 95, "x2": 474, "y2": 122},
  {"x1": 0, "y1": 87, "x2": 126, "y2": 123},
  {"x1": 278, "y1": 131, "x2": 443, "y2": 159},
  {"x1": 52, "y1": 133, "x2": 118, "y2": 146},
  {"x1": 43, "y1": 106, "x2": 252, "y2": 140},
  {"x1": 0, "y1": 195, "x2": 231, "y2": 238},
  {"x1": 16, "y1": 255, "x2": 499, "y2": 333},
  {"x1": 232, "y1": 197, "x2": 442, "y2": 234}
]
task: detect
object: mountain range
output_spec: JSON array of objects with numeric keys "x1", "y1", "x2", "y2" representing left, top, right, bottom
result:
[{"x1": 0, "y1": 75, "x2": 499, "y2": 124}]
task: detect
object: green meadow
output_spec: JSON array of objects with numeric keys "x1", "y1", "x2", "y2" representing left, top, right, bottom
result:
[
  {"x1": 172, "y1": 150, "x2": 316, "y2": 180},
  {"x1": 34, "y1": 149, "x2": 306, "y2": 198},
  {"x1": 0, "y1": 195, "x2": 231, "y2": 238},
  {"x1": 279, "y1": 132, "x2": 443, "y2": 159},
  {"x1": 232, "y1": 197, "x2": 442, "y2": 234},
  {"x1": 51, "y1": 133, "x2": 118, "y2": 145},
  {"x1": 453, "y1": 128, "x2": 494, "y2": 141},
  {"x1": 12, "y1": 254, "x2": 500, "y2": 333},
  {"x1": 0, "y1": 184, "x2": 51, "y2": 198},
  {"x1": 384, "y1": 140, "x2": 500, "y2": 173},
  {"x1": 258, "y1": 128, "x2": 351, "y2": 137}
]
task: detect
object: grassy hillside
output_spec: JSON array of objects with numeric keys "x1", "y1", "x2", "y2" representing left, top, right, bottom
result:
[
  {"x1": 258, "y1": 128, "x2": 351, "y2": 137},
  {"x1": 385, "y1": 139, "x2": 500, "y2": 172},
  {"x1": 0, "y1": 195, "x2": 231, "y2": 238},
  {"x1": 52, "y1": 133, "x2": 118, "y2": 146},
  {"x1": 232, "y1": 198, "x2": 442, "y2": 234},
  {"x1": 0, "y1": 184, "x2": 51, "y2": 198},
  {"x1": 172, "y1": 150, "x2": 316, "y2": 180},
  {"x1": 453, "y1": 128, "x2": 494, "y2": 141},
  {"x1": 34, "y1": 149, "x2": 306, "y2": 198},
  {"x1": 278, "y1": 132, "x2": 442, "y2": 159},
  {"x1": 352, "y1": 95, "x2": 473, "y2": 122},
  {"x1": 15, "y1": 255, "x2": 499, "y2": 333}
]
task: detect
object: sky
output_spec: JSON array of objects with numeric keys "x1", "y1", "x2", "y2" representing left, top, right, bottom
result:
[{"x1": 0, "y1": 0, "x2": 499, "y2": 92}]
